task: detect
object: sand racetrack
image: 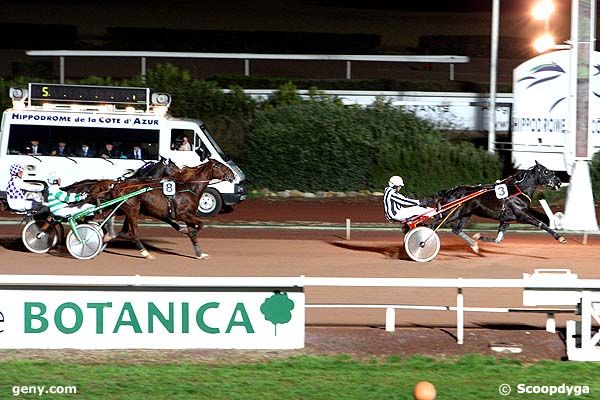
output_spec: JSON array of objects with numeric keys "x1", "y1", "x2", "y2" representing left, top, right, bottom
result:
[{"x1": 1, "y1": 198, "x2": 598, "y2": 331}]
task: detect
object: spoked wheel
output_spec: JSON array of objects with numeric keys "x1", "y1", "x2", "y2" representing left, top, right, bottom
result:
[
  {"x1": 66, "y1": 224, "x2": 103, "y2": 260},
  {"x1": 87, "y1": 221, "x2": 108, "y2": 252},
  {"x1": 21, "y1": 220, "x2": 59, "y2": 254},
  {"x1": 404, "y1": 226, "x2": 441, "y2": 263}
]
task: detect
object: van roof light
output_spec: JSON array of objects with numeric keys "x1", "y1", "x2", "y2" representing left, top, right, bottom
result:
[
  {"x1": 151, "y1": 92, "x2": 171, "y2": 107},
  {"x1": 9, "y1": 87, "x2": 29, "y2": 101}
]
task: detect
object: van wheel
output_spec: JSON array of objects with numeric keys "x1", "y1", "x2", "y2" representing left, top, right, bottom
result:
[{"x1": 197, "y1": 188, "x2": 222, "y2": 217}]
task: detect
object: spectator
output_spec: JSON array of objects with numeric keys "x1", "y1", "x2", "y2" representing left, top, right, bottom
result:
[
  {"x1": 24, "y1": 139, "x2": 46, "y2": 156},
  {"x1": 74, "y1": 143, "x2": 96, "y2": 158},
  {"x1": 177, "y1": 135, "x2": 192, "y2": 151},
  {"x1": 50, "y1": 140, "x2": 70, "y2": 156},
  {"x1": 98, "y1": 142, "x2": 120, "y2": 159},
  {"x1": 128, "y1": 144, "x2": 147, "y2": 160}
]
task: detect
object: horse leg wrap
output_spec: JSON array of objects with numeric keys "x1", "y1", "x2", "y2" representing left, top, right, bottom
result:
[
  {"x1": 494, "y1": 231, "x2": 505, "y2": 244},
  {"x1": 459, "y1": 232, "x2": 479, "y2": 253},
  {"x1": 107, "y1": 217, "x2": 116, "y2": 237}
]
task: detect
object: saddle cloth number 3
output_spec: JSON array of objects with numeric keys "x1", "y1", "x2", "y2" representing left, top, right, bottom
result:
[
  {"x1": 162, "y1": 180, "x2": 176, "y2": 196},
  {"x1": 494, "y1": 183, "x2": 508, "y2": 199}
]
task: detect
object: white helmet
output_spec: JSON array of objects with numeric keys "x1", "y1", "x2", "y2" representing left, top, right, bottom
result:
[
  {"x1": 388, "y1": 175, "x2": 404, "y2": 188},
  {"x1": 47, "y1": 172, "x2": 59, "y2": 185}
]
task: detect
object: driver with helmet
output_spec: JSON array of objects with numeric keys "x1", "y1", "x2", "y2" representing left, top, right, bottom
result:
[
  {"x1": 6, "y1": 163, "x2": 45, "y2": 212},
  {"x1": 45, "y1": 173, "x2": 95, "y2": 218},
  {"x1": 383, "y1": 175, "x2": 435, "y2": 222}
]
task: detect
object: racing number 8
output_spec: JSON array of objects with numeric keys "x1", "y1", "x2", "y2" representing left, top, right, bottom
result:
[{"x1": 162, "y1": 180, "x2": 176, "y2": 196}]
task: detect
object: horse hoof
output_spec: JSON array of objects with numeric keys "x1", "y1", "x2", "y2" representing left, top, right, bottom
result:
[
  {"x1": 196, "y1": 253, "x2": 210, "y2": 260},
  {"x1": 470, "y1": 244, "x2": 479, "y2": 254},
  {"x1": 558, "y1": 236, "x2": 567, "y2": 244},
  {"x1": 103, "y1": 233, "x2": 113, "y2": 243},
  {"x1": 140, "y1": 249, "x2": 155, "y2": 259},
  {"x1": 472, "y1": 233, "x2": 481, "y2": 241}
]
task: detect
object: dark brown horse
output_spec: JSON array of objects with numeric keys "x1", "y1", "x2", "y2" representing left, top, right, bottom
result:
[
  {"x1": 63, "y1": 158, "x2": 182, "y2": 235},
  {"x1": 104, "y1": 159, "x2": 234, "y2": 259}
]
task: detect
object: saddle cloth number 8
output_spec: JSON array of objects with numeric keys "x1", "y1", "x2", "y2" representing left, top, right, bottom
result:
[{"x1": 162, "y1": 180, "x2": 176, "y2": 196}]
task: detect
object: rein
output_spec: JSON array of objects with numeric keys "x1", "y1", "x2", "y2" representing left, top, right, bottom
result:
[{"x1": 92, "y1": 177, "x2": 229, "y2": 199}]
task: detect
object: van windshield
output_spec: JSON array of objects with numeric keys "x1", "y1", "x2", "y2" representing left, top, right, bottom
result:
[
  {"x1": 7, "y1": 124, "x2": 160, "y2": 159},
  {"x1": 200, "y1": 125, "x2": 229, "y2": 161}
]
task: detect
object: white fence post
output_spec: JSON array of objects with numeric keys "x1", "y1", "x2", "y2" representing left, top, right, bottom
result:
[
  {"x1": 385, "y1": 307, "x2": 395, "y2": 332},
  {"x1": 546, "y1": 312, "x2": 556, "y2": 333},
  {"x1": 457, "y1": 288, "x2": 464, "y2": 344},
  {"x1": 346, "y1": 218, "x2": 351, "y2": 240}
]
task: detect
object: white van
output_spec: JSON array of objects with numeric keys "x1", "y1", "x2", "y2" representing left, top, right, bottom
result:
[{"x1": 0, "y1": 83, "x2": 246, "y2": 216}]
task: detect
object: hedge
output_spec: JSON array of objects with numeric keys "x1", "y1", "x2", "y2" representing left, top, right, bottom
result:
[
  {"x1": 247, "y1": 99, "x2": 501, "y2": 194},
  {"x1": 591, "y1": 153, "x2": 600, "y2": 202},
  {"x1": 207, "y1": 74, "x2": 513, "y2": 93},
  {"x1": 1, "y1": 66, "x2": 503, "y2": 194}
]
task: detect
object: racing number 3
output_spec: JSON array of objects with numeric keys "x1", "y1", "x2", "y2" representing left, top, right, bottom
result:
[{"x1": 494, "y1": 183, "x2": 508, "y2": 199}]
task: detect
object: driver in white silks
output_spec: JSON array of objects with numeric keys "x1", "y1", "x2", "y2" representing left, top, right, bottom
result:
[
  {"x1": 45, "y1": 173, "x2": 95, "y2": 218},
  {"x1": 6, "y1": 164, "x2": 44, "y2": 212},
  {"x1": 383, "y1": 175, "x2": 435, "y2": 222}
]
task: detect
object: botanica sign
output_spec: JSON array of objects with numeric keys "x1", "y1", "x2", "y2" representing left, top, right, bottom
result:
[{"x1": 0, "y1": 290, "x2": 304, "y2": 349}]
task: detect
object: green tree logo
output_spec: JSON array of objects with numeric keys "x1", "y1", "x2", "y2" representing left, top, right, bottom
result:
[{"x1": 260, "y1": 292, "x2": 295, "y2": 336}]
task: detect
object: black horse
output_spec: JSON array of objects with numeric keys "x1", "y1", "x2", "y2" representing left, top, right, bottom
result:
[
  {"x1": 426, "y1": 161, "x2": 565, "y2": 253},
  {"x1": 127, "y1": 157, "x2": 180, "y2": 179}
]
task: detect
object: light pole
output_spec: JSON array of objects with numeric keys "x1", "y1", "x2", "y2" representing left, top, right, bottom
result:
[{"x1": 488, "y1": 0, "x2": 499, "y2": 153}]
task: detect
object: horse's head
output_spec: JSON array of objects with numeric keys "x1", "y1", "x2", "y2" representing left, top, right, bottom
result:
[
  {"x1": 532, "y1": 160, "x2": 561, "y2": 190},
  {"x1": 179, "y1": 159, "x2": 235, "y2": 183},
  {"x1": 208, "y1": 159, "x2": 235, "y2": 183},
  {"x1": 133, "y1": 158, "x2": 181, "y2": 179}
]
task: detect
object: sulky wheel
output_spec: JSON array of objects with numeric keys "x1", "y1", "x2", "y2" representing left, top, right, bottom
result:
[
  {"x1": 66, "y1": 223, "x2": 103, "y2": 260},
  {"x1": 87, "y1": 221, "x2": 108, "y2": 252},
  {"x1": 21, "y1": 220, "x2": 59, "y2": 254},
  {"x1": 404, "y1": 226, "x2": 441, "y2": 263}
]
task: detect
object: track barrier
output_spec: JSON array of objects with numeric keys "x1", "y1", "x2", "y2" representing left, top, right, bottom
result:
[{"x1": 0, "y1": 269, "x2": 598, "y2": 360}]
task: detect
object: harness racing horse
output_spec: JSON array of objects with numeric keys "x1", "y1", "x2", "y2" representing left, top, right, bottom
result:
[
  {"x1": 104, "y1": 159, "x2": 234, "y2": 259},
  {"x1": 427, "y1": 161, "x2": 565, "y2": 253},
  {"x1": 63, "y1": 158, "x2": 182, "y2": 235},
  {"x1": 62, "y1": 157, "x2": 180, "y2": 194}
]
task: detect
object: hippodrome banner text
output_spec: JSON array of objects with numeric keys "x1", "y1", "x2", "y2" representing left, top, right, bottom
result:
[{"x1": 0, "y1": 290, "x2": 304, "y2": 349}]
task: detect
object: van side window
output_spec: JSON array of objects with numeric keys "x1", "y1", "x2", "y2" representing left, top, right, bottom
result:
[
  {"x1": 7, "y1": 125, "x2": 160, "y2": 160},
  {"x1": 171, "y1": 129, "x2": 194, "y2": 151}
]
